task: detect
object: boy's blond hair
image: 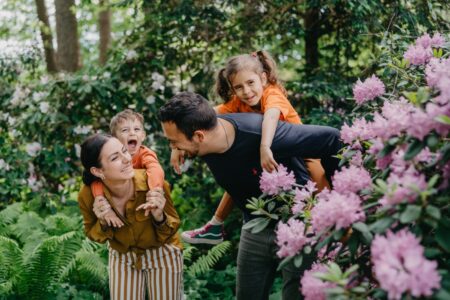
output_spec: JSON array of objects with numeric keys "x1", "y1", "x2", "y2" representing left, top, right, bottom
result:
[{"x1": 109, "y1": 109, "x2": 145, "y2": 136}]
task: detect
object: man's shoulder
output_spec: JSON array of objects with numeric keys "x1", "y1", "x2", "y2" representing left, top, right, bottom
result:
[{"x1": 219, "y1": 113, "x2": 264, "y2": 132}]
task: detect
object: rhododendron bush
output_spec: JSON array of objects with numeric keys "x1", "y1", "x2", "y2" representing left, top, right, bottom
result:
[{"x1": 245, "y1": 33, "x2": 450, "y2": 299}]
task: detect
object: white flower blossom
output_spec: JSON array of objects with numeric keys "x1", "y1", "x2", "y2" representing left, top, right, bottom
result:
[
  {"x1": 39, "y1": 102, "x2": 50, "y2": 113},
  {"x1": 25, "y1": 142, "x2": 42, "y2": 157},
  {"x1": 27, "y1": 175, "x2": 43, "y2": 192},
  {"x1": 73, "y1": 125, "x2": 93, "y2": 135},
  {"x1": 146, "y1": 95, "x2": 156, "y2": 104},
  {"x1": 75, "y1": 144, "x2": 81, "y2": 158},
  {"x1": 0, "y1": 159, "x2": 11, "y2": 171},
  {"x1": 180, "y1": 159, "x2": 193, "y2": 173},
  {"x1": 126, "y1": 50, "x2": 138, "y2": 60},
  {"x1": 32, "y1": 92, "x2": 47, "y2": 102},
  {"x1": 103, "y1": 72, "x2": 111, "y2": 78}
]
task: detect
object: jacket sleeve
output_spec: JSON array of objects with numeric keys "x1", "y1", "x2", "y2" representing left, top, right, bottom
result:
[
  {"x1": 152, "y1": 181, "x2": 181, "y2": 243},
  {"x1": 78, "y1": 185, "x2": 114, "y2": 243},
  {"x1": 140, "y1": 147, "x2": 165, "y2": 190}
]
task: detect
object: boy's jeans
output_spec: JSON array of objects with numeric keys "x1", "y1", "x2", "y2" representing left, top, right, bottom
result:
[{"x1": 236, "y1": 227, "x2": 313, "y2": 300}]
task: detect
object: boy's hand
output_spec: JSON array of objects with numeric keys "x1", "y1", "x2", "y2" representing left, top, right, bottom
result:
[
  {"x1": 170, "y1": 149, "x2": 185, "y2": 175},
  {"x1": 137, "y1": 188, "x2": 166, "y2": 220},
  {"x1": 260, "y1": 145, "x2": 279, "y2": 173},
  {"x1": 93, "y1": 196, "x2": 124, "y2": 227}
]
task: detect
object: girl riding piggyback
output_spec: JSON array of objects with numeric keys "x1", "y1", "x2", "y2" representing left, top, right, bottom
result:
[{"x1": 175, "y1": 50, "x2": 330, "y2": 244}]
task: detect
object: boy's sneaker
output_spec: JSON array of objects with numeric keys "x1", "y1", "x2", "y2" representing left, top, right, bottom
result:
[{"x1": 181, "y1": 222, "x2": 224, "y2": 245}]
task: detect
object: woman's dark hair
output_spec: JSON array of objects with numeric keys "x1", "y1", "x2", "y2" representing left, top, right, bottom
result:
[
  {"x1": 80, "y1": 134, "x2": 112, "y2": 185},
  {"x1": 158, "y1": 92, "x2": 217, "y2": 139}
]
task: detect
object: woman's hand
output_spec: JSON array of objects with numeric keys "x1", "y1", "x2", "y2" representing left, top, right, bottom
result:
[
  {"x1": 170, "y1": 149, "x2": 185, "y2": 175},
  {"x1": 260, "y1": 145, "x2": 279, "y2": 173},
  {"x1": 136, "y1": 188, "x2": 166, "y2": 221}
]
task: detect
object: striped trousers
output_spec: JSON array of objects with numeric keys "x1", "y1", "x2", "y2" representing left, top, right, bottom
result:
[{"x1": 108, "y1": 244, "x2": 183, "y2": 300}]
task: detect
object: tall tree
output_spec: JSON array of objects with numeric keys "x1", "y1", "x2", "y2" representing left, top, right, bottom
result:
[
  {"x1": 54, "y1": 0, "x2": 81, "y2": 72},
  {"x1": 35, "y1": 0, "x2": 58, "y2": 73},
  {"x1": 98, "y1": 0, "x2": 111, "y2": 65}
]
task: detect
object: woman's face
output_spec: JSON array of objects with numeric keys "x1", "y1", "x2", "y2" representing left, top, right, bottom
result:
[{"x1": 98, "y1": 137, "x2": 134, "y2": 182}]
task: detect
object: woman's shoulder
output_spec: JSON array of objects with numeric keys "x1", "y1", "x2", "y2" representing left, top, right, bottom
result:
[{"x1": 78, "y1": 184, "x2": 94, "y2": 203}]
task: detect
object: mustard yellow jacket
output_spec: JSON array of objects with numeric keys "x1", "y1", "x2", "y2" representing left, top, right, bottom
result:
[{"x1": 78, "y1": 170, "x2": 182, "y2": 253}]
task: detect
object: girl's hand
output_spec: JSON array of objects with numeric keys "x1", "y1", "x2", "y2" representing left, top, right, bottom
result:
[
  {"x1": 170, "y1": 149, "x2": 186, "y2": 175},
  {"x1": 103, "y1": 210, "x2": 124, "y2": 228},
  {"x1": 137, "y1": 188, "x2": 166, "y2": 221},
  {"x1": 260, "y1": 145, "x2": 279, "y2": 173}
]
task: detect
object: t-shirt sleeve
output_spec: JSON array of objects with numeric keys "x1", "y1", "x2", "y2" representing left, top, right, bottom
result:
[
  {"x1": 140, "y1": 147, "x2": 165, "y2": 190},
  {"x1": 270, "y1": 122, "x2": 342, "y2": 182},
  {"x1": 215, "y1": 98, "x2": 241, "y2": 114},
  {"x1": 264, "y1": 89, "x2": 291, "y2": 119}
]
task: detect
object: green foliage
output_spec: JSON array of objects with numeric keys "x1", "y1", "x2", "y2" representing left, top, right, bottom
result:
[{"x1": 185, "y1": 241, "x2": 231, "y2": 277}]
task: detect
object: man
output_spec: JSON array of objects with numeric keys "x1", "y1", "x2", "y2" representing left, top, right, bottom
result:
[{"x1": 159, "y1": 92, "x2": 342, "y2": 300}]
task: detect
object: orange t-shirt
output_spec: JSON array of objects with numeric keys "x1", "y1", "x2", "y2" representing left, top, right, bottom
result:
[
  {"x1": 215, "y1": 84, "x2": 302, "y2": 124},
  {"x1": 91, "y1": 146, "x2": 165, "y2": 197}
]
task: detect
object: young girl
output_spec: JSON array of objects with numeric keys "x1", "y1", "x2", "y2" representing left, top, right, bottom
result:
[
  {"x1": 90, "y1": 109, "x2": 165, "y2": 227},
  {"x1": 175, "y1": 51, "x2": 330, "y2": 245}
]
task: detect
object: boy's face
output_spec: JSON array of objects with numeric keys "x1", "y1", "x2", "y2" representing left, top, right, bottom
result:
[{"x1": 114, "y1": 118, "x2": 145, "y2": 157}]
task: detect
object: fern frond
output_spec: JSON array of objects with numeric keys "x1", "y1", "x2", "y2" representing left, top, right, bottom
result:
[
  {"x1": 9, "y1": 212, "x2": 44, "y2": 244},
  {"x1": 182, "y1": 245, "x2": 195, "y2": 264},
  {"x1": 74, "y1": 249, "x2": 109, "y2": 287},
  {"x1": 186, "y1": 241, "x2": 231, "y2": 277},
  {"x1": 0, "y1": 202, "x2": 24, "y2": 226},
  {"x1": 22, "y1": 231, "x2": 82, "y2": 299},
  {"x1": 0, "y1": 235, "x2": 23, "y2": 297}
]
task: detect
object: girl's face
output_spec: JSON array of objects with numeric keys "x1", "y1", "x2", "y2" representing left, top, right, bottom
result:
[
  {"x1": 230, "y1": 70, "x2": 267, "y2": 107},
  {"x1": 97, "y1": 137, "x2": 134, "y2": 182}
]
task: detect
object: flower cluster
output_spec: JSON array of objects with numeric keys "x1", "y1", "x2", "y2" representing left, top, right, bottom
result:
[
  {"x1": 275, "y1": 218, "x2": 310, "y2": 258},
  {"x1": 301, "y1": 263, "x2": 337, "y2": 300},
  {"x1": 332, "y1": 165, "x2": 372, "y2": 195},
  {"x1": 310, "y1": 190, "x2": 365, "y2": 233},
  {"x1": 291, "y1": 180, "x2": 317, "y2": 214},
  {"x1": 352, "y1": 75, "x2": 385, "y2": 104},
  {"x1": 371, "y1": 229, "x2": 441, "y2": 299},
  {"x1": 259, "y1": 164, "x2": 296, "y2": 195},
  {"x1": 404, "y1": 33, "x2": 444, "y2": 66}
]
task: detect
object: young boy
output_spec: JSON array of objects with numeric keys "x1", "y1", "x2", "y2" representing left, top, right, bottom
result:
[{"x1": 91, "y1": 109, "x2": 165, "y2": 227}]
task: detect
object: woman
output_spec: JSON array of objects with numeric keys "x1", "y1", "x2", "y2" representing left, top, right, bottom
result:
[{"x1": 78, "y1": 134, "x2": 183, "y2": 299}]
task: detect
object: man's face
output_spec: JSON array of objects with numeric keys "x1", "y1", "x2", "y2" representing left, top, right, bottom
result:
[{"x1": 161, "y1": 121, "x2": 201, "y2": 157}]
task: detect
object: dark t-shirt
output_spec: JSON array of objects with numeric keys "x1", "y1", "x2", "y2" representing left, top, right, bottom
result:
[{"x1": 201, "y1": 113, "x2": 342, "y2": 221}]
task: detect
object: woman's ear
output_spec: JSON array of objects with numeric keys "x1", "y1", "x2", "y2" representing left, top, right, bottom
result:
[{"x1": 90, "y1": 167, "x2": 104, "y2": 180}]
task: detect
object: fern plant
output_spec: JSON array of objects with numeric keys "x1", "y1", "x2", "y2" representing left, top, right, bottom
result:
[{"x1": 185, "y1": 241, "x2": 231, "y2": 277}]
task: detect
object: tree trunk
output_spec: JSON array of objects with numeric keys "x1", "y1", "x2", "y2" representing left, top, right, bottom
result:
[
  {"x1": 54, "y1": 0, "x2": 81, "y2": 72},
  {"x1": 35, "y1": 0, "x2": 58, "y2": 73},
  {"x1": 98, "y1": 0, "x2": 111, "y2": 65},
  {"x1": 304, "y1": 7, "x2": 320, "y2": 74}
]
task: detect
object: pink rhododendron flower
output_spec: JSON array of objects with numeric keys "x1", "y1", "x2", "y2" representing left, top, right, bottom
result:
[
  {"x1": 379, "y1": 166, "x2": 427, "y2": 207},
  {"x1": 430, "y1": 32, "x2": 445, "y2": 48},
  {"x1": 371, "y1": 229, "x2": 441, "y2": 300},
  {"x1": 301, "y1": 263, "x2": 337, "y2": 300},
  {"x1": 259, "y1": 164, "x2": 296, "y2": 195},
  {"x1": 333, "y1": 165, "x2": 372, "y2": 195},
  {"x1": 404, "y1": 44, "x2": 433, "y2": 65},
  {"x1": 340, "y1": 118, "x2": 374, "y2": 144},
  {"x1": 291, "y1": 180, "x2": 317, "y2": 214},
  {"x1": 415, "y1": 33, "x2": 432, "y2": 48},
  {"x1": 275, "y1": 218, "x2": 309, "y2": 258},
  {"x1": 311, "y1": 191, "x2": 365, "y2": 233},
  {"x1": 353, "y1": 75, "x2": 386, "y2": 104}
]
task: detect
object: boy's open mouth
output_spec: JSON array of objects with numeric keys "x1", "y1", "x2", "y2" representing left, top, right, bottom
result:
[{"x1": 128, "y1": 139, "x2": 138, "y2": 151}]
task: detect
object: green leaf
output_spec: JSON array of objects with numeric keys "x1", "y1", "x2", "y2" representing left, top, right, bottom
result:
[
  {"x1": 426, "y1": 134, "x2": 439, "y2": 148},
  {"x1": 404, "y1": 139, "x2": 425, "y2": 161},
  {"x1": 435, "y1": 115, "x2": 450, "y2": 125},
  {"x1": 352, "y1": 222, "x2": 370, "y2": 233},
  {"x1": 303, "y1": 245, "x2": 312, "y2": 254},
  {"x1": 343, "y1": 264, "x2": 359, "y2": 278},
  {"x1": 369, "y1": 217, "x2": 395, "y2": 233},
  {"x1": 242, "y1": 218, "x2": 263, "y2": 230},
  {"x1": 378, "y1": 144, "x2": 395, "y2": 158},
  {"x1": 426, "y1": 205, "x2": 441, "y2": 220},
  {"x1": 293, "y1": 255, "x2": 303, "y2": 268},
  {"x1": 427, "y1": 174, "x2": 440, "y2": 189},
  {"x1": 251, "y1": 218, "x2": 270, "y2": 234},
  {"x1": 277, "y1": 256, "x2": 293, "y2": 271},
  {"x1": 399, "y1": 205, "x2": 422, "y2": 223},
  {"x1": 436, "y1": 222, "x2": 450, "y2": 252}
]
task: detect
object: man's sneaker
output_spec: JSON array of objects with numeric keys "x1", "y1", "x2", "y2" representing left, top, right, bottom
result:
[{"x1": 181, "y1": 222, "x2": 224, "y2": 245}]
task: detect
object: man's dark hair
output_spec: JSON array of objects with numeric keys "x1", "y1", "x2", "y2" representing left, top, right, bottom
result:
[{"x1": 158, "y1": 92, "x2": 217, "y2": 139}]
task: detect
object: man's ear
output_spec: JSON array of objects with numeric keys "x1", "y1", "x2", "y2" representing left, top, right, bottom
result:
[
  {"x1": 90, "y1": 167, "x2": 103, "y2": 179},
  {"x1": 193, "y1": 130, "x2": 205, "y2": 143}
]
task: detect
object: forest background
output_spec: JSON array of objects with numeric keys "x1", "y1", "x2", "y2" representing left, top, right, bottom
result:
[{"x1": 0, "y1": 0, "x2": 449, "y2": 299}]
